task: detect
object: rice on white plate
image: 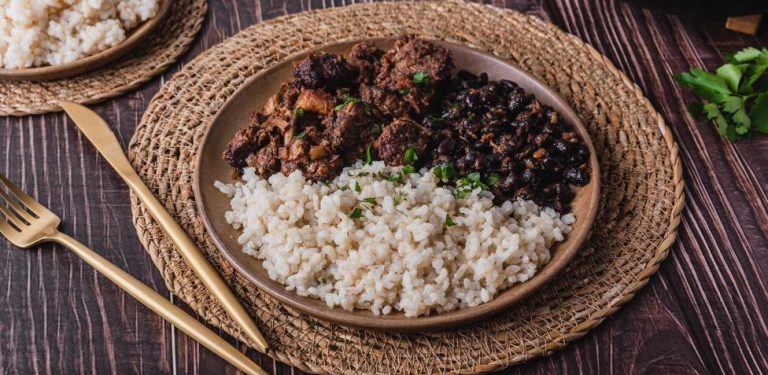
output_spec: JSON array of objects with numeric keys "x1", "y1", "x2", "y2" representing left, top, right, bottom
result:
[
  {"x1": 216, "y1": 161, "x2": 575, "y2": 317},
  {"x1": 0, "y1": 0, "x2": 160, "y2": 69}
]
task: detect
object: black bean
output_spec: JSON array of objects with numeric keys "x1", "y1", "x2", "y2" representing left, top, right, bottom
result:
[
  {"x1": 552, "y1": 139, "x2": 570, "y2": 155},
  {"x1": 563, "y1": 168, "x2": 589, "y2": 185},
  {"x1": 437, "y1": 139, "x2": 456, "y2": 154}
]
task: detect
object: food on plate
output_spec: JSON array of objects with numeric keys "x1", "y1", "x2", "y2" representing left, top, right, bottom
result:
[
  {"x1": 216, "y1": 162, "x2": 575, "y2": 317},
  {"x1": 0, "y1": 0, "x2": 161, "y2": 69},
  {"x1": 218, "y1": 36, "x2": 591, "y2": 316}
]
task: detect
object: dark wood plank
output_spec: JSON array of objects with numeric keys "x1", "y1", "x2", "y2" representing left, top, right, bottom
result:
[{"x1": 1, "y1": 0, "x2": 767, "y2": 374}]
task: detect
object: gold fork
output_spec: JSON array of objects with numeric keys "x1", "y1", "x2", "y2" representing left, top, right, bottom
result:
[{"x1": 0, "y1": 173, "x2": 268, "y2": 375}]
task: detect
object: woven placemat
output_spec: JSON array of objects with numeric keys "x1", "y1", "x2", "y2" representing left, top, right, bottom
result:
[
  {"x1": 128, "y1": 1, "x2": 684, "y2": 374},
  {"x1": 0, "y1": 0, "x2": 207, "y2": 117}
]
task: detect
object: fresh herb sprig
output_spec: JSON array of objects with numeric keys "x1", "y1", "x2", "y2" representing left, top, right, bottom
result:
[{"x1": 674, "y1": 47, "x2": 768, "y2": 141}]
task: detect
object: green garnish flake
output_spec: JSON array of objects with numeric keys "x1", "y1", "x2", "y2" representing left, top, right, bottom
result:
[
  {"x1": 339, "y1": 185, "x2": 349, "y2": 191},
  {"x1": 433, "y1": 162, "x2": 457, "y2": 183},
  {"x1": 394, "y1": 191, "x2": 405, "y2": 205},
  {"x1": 354, "y1": 181, "x2": 362, "y2": 192},
  {"x1": 363, "y1": 145, "x2": 373, "y2": 165},
  {"x1": 382, "y1": 172, "x2": 405, "y2": 184},
  {"x1": 329, "y1": 343, "x2": 339, "y2": 351},
  {"x1": 454, "y1": 173, "x2": 490, "y2": 199},
  {"x1": 404, "y1": 145, "x2": 417, "y2": 164},
  {"x1": 334, "y1": 95, "x2": 373, "y2": 115},
  {"x1": 674, "y1": 46, "x2": 768, "y2": 141},
  {"x1": 402, "y1": 164, "x2": 415, "y2": 174},
  {"x1": 295, "y1": 107, "x2": 305, "y2": 119},
  {"x1": 362, "y1": 197, "x2": 377, "y2": 205},
  {"x1": 308, "y1": 319, "x2": 319, "y2": 328},
  {"x1": 412, "y1": 71, "x2": 430, "y2": 86},
  {"x1": 486, "y1": 173, "x2": 500, "y2": 186},
  {"x1": 445, "y1": 214, "x2": 456, "y2": 227},
  {"x1": 357, "y1": 172, "x2": 370, "y2": 177},
  {"x1": 322, "y1": 179, "x2": 331, "y2": 186},
  {"x1": 372, "y1": 123, "x2": 382, "y2": 135},
  {"x1": 399, "y1": 87, "x2": 411, "y2": 95},
  {"x1": 350, "y1": 208, "x2": 363, "y2": 219},
  {"x1": 296, "y1": 131, "x2": 307, "y2": 139}
]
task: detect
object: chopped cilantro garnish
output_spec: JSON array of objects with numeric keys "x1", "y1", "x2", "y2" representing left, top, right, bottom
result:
[
  {"x1": 308, "y1": 319, "x2": 319, "y2": 328},
  {"x1": 402, "y1": 164, "x2": 415, "y2": 174},
  {"x1": 394, "y1": 191, "x2": 405, "y2": 205},
  {"x1": 354, "y1": 181, "x2": 362, "y2": 192},
  {"x1": 399, "y1": 87, "x2": 411, "y2": 95},
  {"x1": 445, "y1": 214, "x2": 456, "y2": 227},
  {"x1": 467, "y1": 172, "x2": 481, "y2": 183},
  {"x1": 339, "y1": 185, "x2": 349, "y2": 191},
  {"x1": 412, "y1": 71, "x2": 430, "y2": 86},
  {"x1": 350, "y1": 208, "x2": 363, "y2": 219},
  {"x1": 322, "y1": 179, "x2": 331, "y2": 186},
  {"x1": 433, "y1": 162, "x2": 457, "y2": 183},
  {"x1": 329, "y1": 343, "x2": 339, "y2": 351},
  {"x1": 362, "y1": 197, "x2": 377, "y2": 205},
  {"x1": 357, "y1": 172, "x2": 370, "y2": 177},
  {"x1": 334, "y1": 95, "x2": 373, "y2": 114},
  {"x1": 296, "y1": 131, "x2": 307, "y2": 139},
  {"x1": 372, "y1": 123, "x2": 382, "y2": 135},
  {"x1": 382, "y1": 173, "x2": 405, "y2": 184},
  {"x1": 486, "y1": 173, "x2": 500, "y2": 186},
  {"x1": 295, "y1": 107, "x2": 305, "y2": 118},
  {"x1": 363, "y1": 145, "x2": 373, "y2": 165},
  {"x1": 404, "y1": 145, "x2": 417, "y2": 164}
]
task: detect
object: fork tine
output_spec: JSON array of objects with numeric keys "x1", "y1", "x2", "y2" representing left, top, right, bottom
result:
[
  {"x1": 0, "y1": 187, "x2": 35, "y2": 222},
  {"x1": 0, "y1": 174, "x2": 45, "y2": 214},
  {"x1": 0, "y1": 213, "x2": 20, "y2": 237},
  {"x1": 0, "y1": 200, "x2": 26, "y2": 229}
]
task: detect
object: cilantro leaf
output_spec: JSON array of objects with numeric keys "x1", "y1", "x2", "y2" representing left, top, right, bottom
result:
[
  {"x1": 404, "y1": 145, "x2": 417, "y2": 164},
  {"x1": 674, "y1": 68, "x2": 732, "y2": 103},
  {"x1": 676, "y1": 46, "x2": 768, "y2": 141},
  {"x1": 445, "y1": 214, "x2": 456, "y2": 227},
  {"x1": 716, "y1": 64, "x2": 743, "y2": 92},
  {"x1": 412, "y1": 72, "x2": 430, "y2": 86},
  {"x1": 749, "y1": 93, "x2": 768, "y2": 134},
  {"x1": 295, "y1": 107, "x2": 305, "y2": 118},
  {"x1": 349, "y1": 208, "x2": 363, "y2": 219},
  {"x1": 732, "y1": 47, "x2": 763, "y2": 63},
  {"x1": 354, "y1": 181, "x2": 361, "y2": 193},
  {"x1": 363, "y1": 145, "x2": 373, "y2": 165}
]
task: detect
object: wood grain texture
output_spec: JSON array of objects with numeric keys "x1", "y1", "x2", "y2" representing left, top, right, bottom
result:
[{"x1": 0, "y1": 1, "x2": 766, "y2": 374}]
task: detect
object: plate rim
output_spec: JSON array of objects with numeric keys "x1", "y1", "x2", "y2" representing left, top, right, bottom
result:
[
  {"x1": 193, "y1": 37, "x2": 601, "y2": 332},
  {"x1": 0, "y1": 0, "x2": 171, "y2": 82}
]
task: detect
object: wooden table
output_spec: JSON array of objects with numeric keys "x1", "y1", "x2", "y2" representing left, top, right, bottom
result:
[{"x1": 1, "y1": 1, "x2": 766, "y2": 374}]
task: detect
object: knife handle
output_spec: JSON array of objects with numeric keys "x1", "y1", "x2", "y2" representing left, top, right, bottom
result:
[{"x1": 124, "y1": 172, "x2": 269, "y2": 352}]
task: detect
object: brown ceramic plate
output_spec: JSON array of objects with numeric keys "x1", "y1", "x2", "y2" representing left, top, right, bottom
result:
[
  {"x1": 194, "y1": 38, "x2": 600, "y2": 332},
  {"x1": 0, "y1": 0, "x2": 170, "y2": 82}
]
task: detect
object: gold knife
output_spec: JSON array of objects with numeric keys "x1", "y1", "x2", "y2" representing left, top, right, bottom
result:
[{"x1": 59, "y1": 102, "x2": 269, "y2": 353}]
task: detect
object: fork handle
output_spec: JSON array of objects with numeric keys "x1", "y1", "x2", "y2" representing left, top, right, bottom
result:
[{"x1": 51, "y1": 232, "x2": 268, "y2": 375}]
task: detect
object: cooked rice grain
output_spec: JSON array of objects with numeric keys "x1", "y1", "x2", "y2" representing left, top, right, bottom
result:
[{"x1": 216, "y1": 162, "x2": 574, "y2": 317}]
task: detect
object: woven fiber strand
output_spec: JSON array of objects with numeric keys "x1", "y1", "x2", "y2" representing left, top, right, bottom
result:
[
  {"x1": 128, "y1": 2, "x2": 684, "y2": 374},
  {"x1": 0, "y1": 0, "x2": 207, "y2": 117}
]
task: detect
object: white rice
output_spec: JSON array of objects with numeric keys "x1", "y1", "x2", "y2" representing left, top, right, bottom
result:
[
  {"x1": 0, "y1": 0, "x2": 160, "y2": 69},
  {"x1": 216, "y1": 162, "x2": 575, "y2": 317}
]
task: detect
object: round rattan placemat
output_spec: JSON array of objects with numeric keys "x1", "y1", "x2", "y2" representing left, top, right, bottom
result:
[
  {"x1": 0, "y1": 0, "x2": 207, "y2": 117},
  {"x1": 128, "y1": 1, "x2": 685, "y2": 374}
]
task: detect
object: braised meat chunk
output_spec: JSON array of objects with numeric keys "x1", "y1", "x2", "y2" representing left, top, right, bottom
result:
[
  {"x1": 292, "y1": 53, "x2": 358, "y2": 91},
  {"x1": 362, "y1": 36, "x2": 453, "y2": 119},
  {"x1": 325, "y1": 101, "x2": 379, "y2": 163},
  {"x1": 374, "y1": 118, "x2": 432, "y2": 166}
]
